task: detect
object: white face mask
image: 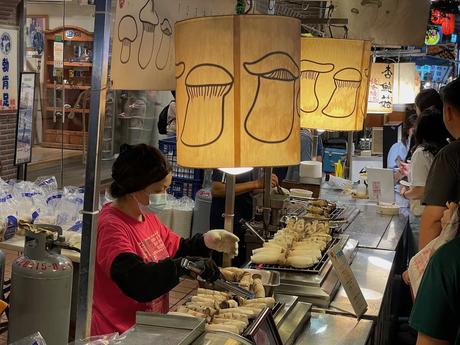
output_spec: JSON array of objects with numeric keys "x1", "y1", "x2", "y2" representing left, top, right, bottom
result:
[{"x1": 134, "y1": 190, "x2": 168, "y2": 214}]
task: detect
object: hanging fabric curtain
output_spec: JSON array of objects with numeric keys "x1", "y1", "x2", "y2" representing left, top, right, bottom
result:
[
  {"x1": 175, "y1": 15, "x2": 301, "y2": 168},
  {"x1": 367, "y1": 63, "x2": 394, "y2": 114}
]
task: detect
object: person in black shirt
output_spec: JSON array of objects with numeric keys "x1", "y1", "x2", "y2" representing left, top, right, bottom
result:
[{"x1": 210, "y1": 169, "x2": 278, "y2": 266}]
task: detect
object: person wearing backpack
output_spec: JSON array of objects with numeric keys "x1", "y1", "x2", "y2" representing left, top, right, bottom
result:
[{"x1": 158, "y1": 91, "x2": 176, "y2": 135}]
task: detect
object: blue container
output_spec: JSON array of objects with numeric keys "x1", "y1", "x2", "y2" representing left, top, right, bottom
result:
[
  {"x1": 159, "y1": 136, "x2": 203, "y2": 181},
  {"x1": 322, "y1": 147, "x2": 347, "y2": 173},
  {"x1": 169, "y1": 178, "x2": 202, "y2": 199}
]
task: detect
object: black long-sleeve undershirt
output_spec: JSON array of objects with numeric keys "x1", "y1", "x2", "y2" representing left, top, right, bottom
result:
[{"x1": 110, "y1": 234, "x2": 211, "y2": 303}]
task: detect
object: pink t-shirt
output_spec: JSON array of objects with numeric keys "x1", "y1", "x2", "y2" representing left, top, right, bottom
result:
[{"x1": 91, "y1": 203, "x2": 181, "y2": 336}]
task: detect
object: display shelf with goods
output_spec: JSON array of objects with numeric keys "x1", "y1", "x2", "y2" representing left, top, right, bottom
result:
[
  {"x1": 159, "y1": 136, "x2": 203, "y2": 199},
  {"x1": 42, "y1": 26, "x2": 93, "y2": 150}
]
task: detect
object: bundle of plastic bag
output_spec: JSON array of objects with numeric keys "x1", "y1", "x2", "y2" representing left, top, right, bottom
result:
[
  {"x1": 0, "y1": 186, "x2": 18, "y2": 240},
  {"x1": 12, "y1": 180, "x2": 45, "y2": 224},
  {"x1": 408, "y1": 203, "x2": 459, "y2": 298},
  {"x1": 152, "y1": 193, "x2": 176, "y2": 229},
  {"x1": 172, "y1": 196, "x2": 194, "y2": 239},
  {"x1": 10, "y1": 332, "x2": 47, "y2": 345}
]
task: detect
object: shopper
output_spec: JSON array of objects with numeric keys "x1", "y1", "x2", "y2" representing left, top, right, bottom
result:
[
  {"x1": 400, "y1": 108, "x2": 450, "y2": 253},
  {"x1": 409, "y1": 204, "x2": 460, "y2": 345},
  {"x1": 404, "y1": 89, "x2": 443, "y2": 163},
  {"x1": 388, "y1": 115, "x2": 417, "y2": 170},
  {"x1": 419, "y1": 78, "x2": 460, "y2": 250},
  {"x1": 210, "y1": 169, "x2": 278, "y2": 266},
  {"x1": 284, "y1": 128, "x2": 323, "y2": 182},
  {"x1": 92, "y1": 143, "x2": 239, "y2": 336}
]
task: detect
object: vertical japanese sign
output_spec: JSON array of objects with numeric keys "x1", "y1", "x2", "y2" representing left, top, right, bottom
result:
[
  {"x1": 367, "y1": 63, "x2": 393, "y2": 114},
  {"x1": 0, "y1": 27, "x2": 18, "y2": 112}
]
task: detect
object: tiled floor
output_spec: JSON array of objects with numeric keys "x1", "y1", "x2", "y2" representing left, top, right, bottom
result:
[{"x1": 0, "y1": 249, "x2": 197, "y2": 345}]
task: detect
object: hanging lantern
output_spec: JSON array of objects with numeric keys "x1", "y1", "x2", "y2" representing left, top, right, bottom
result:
[
  {"x1": 393, "y1": 63, "x2": 420, "y2": 105},
  {"x1": 175, "y1": 15, "x2": 301, "y2": 168},
  {"x1": 431, "y1": 9, "x2": 443, "y2": 25},
  {"x1": 367, "y1": 63, "x2": 394, "y2": 114},
  {"x1": 442, "y1": 13, "x2": 455, "y2": 35},
  {"x1": 299, "y1": 37, "x2": 372, "y2": 131}
]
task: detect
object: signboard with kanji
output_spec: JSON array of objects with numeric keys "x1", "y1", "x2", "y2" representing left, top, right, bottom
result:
[{"x1": 0, "y1": 27, "x2": 18, "y2": 112}]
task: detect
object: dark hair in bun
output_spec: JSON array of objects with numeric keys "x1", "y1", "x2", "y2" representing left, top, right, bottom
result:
[{"x1": 110, "y1": 143, "x2": 171, "y2": 198}]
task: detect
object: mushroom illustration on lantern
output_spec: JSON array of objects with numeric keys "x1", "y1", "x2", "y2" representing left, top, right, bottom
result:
[
  {"x1": 138, "y1": 0, "x2": 159, "y2": 70},
  {"x1": 322, "y1": 68, "x2": 362, "y2": 118},
  {"x1": 299, "y1": 60, "x2": 334, "y2": 113},
  {"x1": 155, "y1": 19, "x2": 172, "y2": 71},
  {"x1": 180, "y1": 64, "x2": 234, "y2": 147},
  {"x1": 244, "y1": 51, "x2": 299, "y2": 143},
  {"x1": 118, "y1": 15, "x2": 138, "y2": 64},
  {"x1": 176, "y1": 61, "x2": 185, "y2": 79}
]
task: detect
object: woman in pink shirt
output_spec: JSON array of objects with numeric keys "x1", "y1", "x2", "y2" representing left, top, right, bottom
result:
[{"x1": 91, "y1": 144, "x2": 239, "y2": 336}]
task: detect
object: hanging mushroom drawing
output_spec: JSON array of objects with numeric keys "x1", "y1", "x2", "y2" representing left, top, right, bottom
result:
[
  {"x1": 118, "y1": 15, "x2": 138, "y2": 64},
  {"x1": 299, "y1": 59, "x2": 334, "y2": 113},
  {"x1": 155, "y1": 18, "x2": 172, "y2": 71},
  {"x1": 243, "y1": 51, "x2": 299, "y2": 143},
  {"x1": 322, "y1": 68, "x2": 362, "y2": 118},
  {"x1": 176, "y1": 61, "x2": 185, "y2": 79},
  {"x1": 180, "y1": 64, "x2": 234, "y2": 147},
  {"x1": 138, "y1": 0, "x2": 159, "y2": 70}
]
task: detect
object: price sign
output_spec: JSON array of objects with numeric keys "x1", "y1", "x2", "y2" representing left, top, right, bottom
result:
[
  {"x1": 328, "y1": 244, "x2": 368, "y2": 318},
  {"x1": 53, "y1": 41, "x2": 64, "y2": 69}
]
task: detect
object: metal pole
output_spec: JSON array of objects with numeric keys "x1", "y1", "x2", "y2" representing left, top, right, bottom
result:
[
  {"x1": 346, "y1": 131, "x2": 353, "y2": 179},
  {"x1": 262, "y1": 167, "x2": 272, "y2": 237},
  {"x1": 223, "y1": 174, "x2": 236, "y2": 267},
  {"x1": 75, "y1": 0, "x2": 111, "y2": 339},
  {"x1": 311, "y1": 130, "x2": 318, "y2": 159},
  {"x1": 16, "y1": 0, "x2": 26, "y2": 181}
]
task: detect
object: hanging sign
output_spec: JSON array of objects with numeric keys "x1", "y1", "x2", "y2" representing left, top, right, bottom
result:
[
  {"x1": 367, "y1": 63, "x2": 393, "y2": 114},
  {"x1": 328, "y1": 244, "x2": 368, "y2": 319},
  {"x1": 0, "y1": 27, "x2": 18, "y2": 112},
  {"x1": 425, "y1": 25, "x2": 443, "y2": 46},
  {"x1": 111, "y1": 0, "x2": 235, "y2": 91}
]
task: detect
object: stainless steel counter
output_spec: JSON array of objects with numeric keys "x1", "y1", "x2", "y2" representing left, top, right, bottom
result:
[
  {"x1": 294, "y1": 312, "x2": 373, "y2": 345},
  {"x1": 320, "y1": 185, "x2": 409, "y2": 251},
  {"x1": 327, "y1": 248, "x2": 396, "y2": 319}
]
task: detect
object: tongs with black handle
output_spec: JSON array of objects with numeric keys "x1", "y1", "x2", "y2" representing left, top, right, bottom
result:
[{"x1": 180, "y1": 258, "x2": 254, "y2": 299}]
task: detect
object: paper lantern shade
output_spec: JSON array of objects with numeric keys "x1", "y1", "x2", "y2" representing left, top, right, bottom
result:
[
  {"x1": 367, "y1": 63, "x2": 394, "y2": 114},
  {"x1": 299, "y1": 38, "x2": 372, "y2": 131},
  {"x1": 175, "y1": 15, "x2": 301, "y2": 168},
  {"x1": 393, "y1": 63, "x2": 420, "y2": 105}
]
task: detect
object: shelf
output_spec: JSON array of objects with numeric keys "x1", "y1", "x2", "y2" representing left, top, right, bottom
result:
[
  {"x1": 47, "y1": 61, "x2": 92, "y2": 67},
  {"x1": 46, "y1": 84, "x2": 91, "y2": 90},
  {"x1": 46, "y1": 107, "x2": 90, "y2": 114}
]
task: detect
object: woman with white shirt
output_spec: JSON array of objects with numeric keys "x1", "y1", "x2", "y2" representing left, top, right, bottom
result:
[{"x1": 400, "y1": 107, "x2": 451, "y2": 252}]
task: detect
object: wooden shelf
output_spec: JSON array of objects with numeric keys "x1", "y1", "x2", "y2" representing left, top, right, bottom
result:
[
  {"x1": 46, "y1": 61, "x2": 92, "y2": 67},
  {"x1": 46, "y1": 84, "x2": 90, "y2": 90},
  {"x1": 46, "y1": 107, "x2": 90, "y2": 114}
]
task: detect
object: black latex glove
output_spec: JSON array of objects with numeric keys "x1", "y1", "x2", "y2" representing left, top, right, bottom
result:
[{"x1": 187, "y1": 257, "x2": 222, "y2": 283}]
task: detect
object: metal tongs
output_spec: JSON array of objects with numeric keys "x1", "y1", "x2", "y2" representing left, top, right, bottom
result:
[{"x1": 181, "y1": 258, "x2": 254, "y2": 299}]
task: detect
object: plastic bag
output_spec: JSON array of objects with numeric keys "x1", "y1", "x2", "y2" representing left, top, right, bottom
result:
[
  {"x1": 0, "y1": 192, "x2": 18, "y2": 240},
  {"x1": 69, "y1": 333, "x2": 119, "y2": 345},
  {"x1": 10, "y1": 332, "x2": 47, "y2": 345},
  {"x1": 172, "y1": 196, "x2": 194, "y2": 239},
  {"x1": 34, "y1": 176, "x2": 58, "y2": 193},
  {"x1": 408, "y1": 204, "x2": 459, "y2": 298}
]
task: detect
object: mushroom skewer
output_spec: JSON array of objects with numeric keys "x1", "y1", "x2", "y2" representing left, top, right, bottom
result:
[{"x1": 138, "y1": 0, "x2": 159, "y2": 70}]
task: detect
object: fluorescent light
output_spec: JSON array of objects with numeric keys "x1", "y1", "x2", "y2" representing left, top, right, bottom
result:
[{"x1": 219, "y1": 167, "x2": 254, "y2": 175}]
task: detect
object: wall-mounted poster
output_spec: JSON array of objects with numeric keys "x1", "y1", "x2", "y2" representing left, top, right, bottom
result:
[
  {"x1": 367, "y1": 63, "x2": 394, "y2": 114},
  {"x1": 14, "y1": 73, "x2": 36, "y2": 166},
  {"x1": 0, "y1": 26, "x2": 18, "y2": 112},
  {"x1": 111, "y1": 0, "x2": 235, "y2": 91},
  {"x1": 26, "y1": 16, "x2": 47, "y2": 57}
]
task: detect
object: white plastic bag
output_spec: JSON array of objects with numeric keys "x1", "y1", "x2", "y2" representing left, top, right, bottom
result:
[
  {"x1": 172, "y1": 196, "x2": 194, "y2": 239},
  {"x1": 408, "y1": 205, "x2": 459, "y2": 297},
  {"x1": 10, "y1": 332, "x2": 47, "y2": 345}
]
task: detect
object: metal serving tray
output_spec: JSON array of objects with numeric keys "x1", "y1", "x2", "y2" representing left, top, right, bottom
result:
[{"x1": 249, "y1": 235, "x2": 349, "y2": 275}]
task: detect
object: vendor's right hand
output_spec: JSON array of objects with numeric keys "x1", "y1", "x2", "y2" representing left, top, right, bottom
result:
[{"x1": 187, "y1": 257, "x2": 221, "y2": 283}]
